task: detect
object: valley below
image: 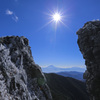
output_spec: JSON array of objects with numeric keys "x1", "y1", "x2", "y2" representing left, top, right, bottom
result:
[{"x1": 45, "y1": 73, "x2": 89, "y2": 100}]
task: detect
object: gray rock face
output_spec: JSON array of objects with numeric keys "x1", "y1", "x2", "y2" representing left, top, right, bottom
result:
[
  {"x1": 77, "y1": 21, "x2": 100, "y2": 100},
  {"x1": 0, "y1": 36, "x2": 52, "y2": 100}
]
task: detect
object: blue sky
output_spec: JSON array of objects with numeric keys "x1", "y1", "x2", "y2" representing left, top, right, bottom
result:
[{"x1": 0, "y1": 0, "x2": 100, "y2": 68}]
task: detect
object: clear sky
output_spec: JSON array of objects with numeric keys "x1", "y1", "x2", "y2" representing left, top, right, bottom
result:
[{"x1": 0, "y1": 0, "x2": 100, "y2": 68}]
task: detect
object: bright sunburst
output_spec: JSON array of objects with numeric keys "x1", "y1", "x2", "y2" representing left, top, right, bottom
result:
[
  {"x1": 52, "y1": 13, "x2": 61, "y2": 23},
  {"x1": 39, "y1": 9, "x2": 68, "y2": 31}
]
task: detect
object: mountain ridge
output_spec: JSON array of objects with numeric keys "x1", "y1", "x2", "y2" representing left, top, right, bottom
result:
[
  {"x1": 42, "y1": 65, "x2": 86, "y2": 73},
  {"x1": 56, "y1": 71, "x2": 84, "y2": 81},
  {"x1": 45, "y1": 73, "x2": 89, "y2": 100}
]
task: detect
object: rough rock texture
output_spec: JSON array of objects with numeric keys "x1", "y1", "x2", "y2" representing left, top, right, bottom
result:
[
  {"x1": 0, "y1": 36, "x2": 52, "y2": 100},
  {"x1": 77, "y1": 21, "x2": 100, "y2": 100}
]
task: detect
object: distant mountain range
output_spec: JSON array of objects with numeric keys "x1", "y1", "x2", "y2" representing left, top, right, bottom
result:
[
  {"x1": 56, "y1": 71, "x2": 84, "y2": 81},
  {"x1": 45, "y1": 73, "x2": 89, "y2": 100},
  {"x1": 42, "y1": 65, "x2": 86, "y2": 73}
]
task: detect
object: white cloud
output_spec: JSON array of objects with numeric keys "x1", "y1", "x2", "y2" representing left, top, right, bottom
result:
[
  {"x1": 6, "y1": 9, "x2": 13, "y2": 15},
  {"x1": 6, "y1": 9, "x2": 19, "y2": 22},
  {"x1": 12, "y1": 15, "x2": 19, "y2": 22}
]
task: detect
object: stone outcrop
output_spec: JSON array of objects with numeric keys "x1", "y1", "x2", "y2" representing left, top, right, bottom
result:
[
  {"x1": 77, "y1": 21, "x2": 100, "y2": 100},
  {"x1": 0, "y1": 36, "x2": 52, "y2": 100}
]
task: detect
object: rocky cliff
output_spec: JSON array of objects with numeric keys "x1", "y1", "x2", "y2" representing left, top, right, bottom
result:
[
  {"x1": 0, "y1": 36, "x2": 52, "y2": 100},
  {"x1": 77, "y1": 21, "x2": 100, "y2": 100}
]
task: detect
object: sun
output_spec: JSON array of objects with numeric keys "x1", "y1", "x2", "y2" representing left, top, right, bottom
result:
[
  {"x1": 53, "y1": 13, "x2": 61, "y2": 22},
  {"x1": 39, "y1": 9, "x2": 68, "y2": 30}
]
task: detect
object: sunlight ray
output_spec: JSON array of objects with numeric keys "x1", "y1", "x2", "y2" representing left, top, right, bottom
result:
[
  {"x1": 37, "y1": 20, "x2": 53, "y2": 31},
  {"x1": 60, "y1": 20, "x2": 74, "y2": 32}
]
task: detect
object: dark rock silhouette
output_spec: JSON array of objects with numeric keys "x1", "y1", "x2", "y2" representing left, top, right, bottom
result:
[
  {"x1": 0, "y1": 36, "x2": 52, "y2": 100},
  {"x1": 77, "y1": 21, "x2": 100, "y2": 100}
]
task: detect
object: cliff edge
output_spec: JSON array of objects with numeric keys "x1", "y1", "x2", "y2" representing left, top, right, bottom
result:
[
  {"x1": 0, "y1": 36, "x2": 52, "y2": 100},
  {"x1": 77, "y1": 21, "x2": 100, "y2": 100}
]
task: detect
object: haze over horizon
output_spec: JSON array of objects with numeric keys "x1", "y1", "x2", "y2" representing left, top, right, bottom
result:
[
  {"x1": 41, "y1": 65, "x2": 86, "y2": 73},
  {"x1": 41, "y1": 65, "x2": 86, "y2": 68},
  {"x1": 0, "y1": 0, "x2": 100, "y2": 68}
]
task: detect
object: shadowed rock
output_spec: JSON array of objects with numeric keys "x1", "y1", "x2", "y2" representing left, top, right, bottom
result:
[
  {"x1": 77, "y1": 21, "x2": 100, "y2": 100},
  {"x1": 0, "y1": 36, "x2": 52, "y2": 100}
]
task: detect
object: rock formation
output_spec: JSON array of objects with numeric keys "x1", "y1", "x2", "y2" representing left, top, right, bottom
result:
[
  {"x1": 77, "y1": 21, "x2": 100, "y2": 100},
  {"x1": 0, "y1": 36, "x2": 52, "y2": 100}
]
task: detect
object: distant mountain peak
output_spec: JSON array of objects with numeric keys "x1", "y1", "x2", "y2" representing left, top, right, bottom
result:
[
  {"x1": 42, "y1": 65, "x2": 86, "y2": 73},
  {"x1": 47, "y1": 65, "x2": 56, "y2": 68}
]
